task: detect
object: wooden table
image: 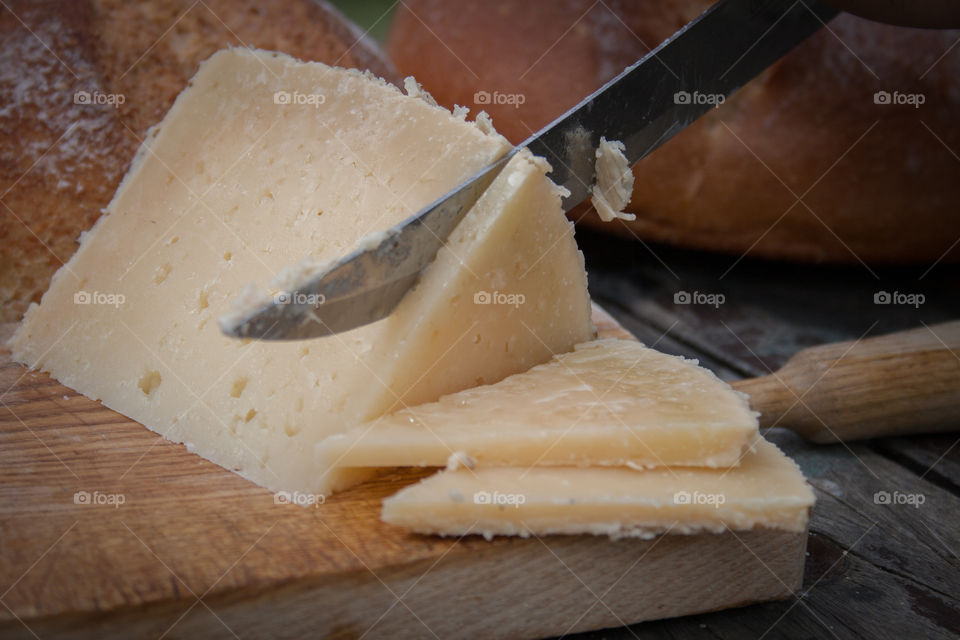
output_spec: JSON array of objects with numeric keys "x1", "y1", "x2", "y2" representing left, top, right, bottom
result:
[
  {"x1": 571, "y1": 229, "x2": 960, "y2": 639},
  {"x1": 1, "y1": 228, "x2": 956, "y2": 639}
]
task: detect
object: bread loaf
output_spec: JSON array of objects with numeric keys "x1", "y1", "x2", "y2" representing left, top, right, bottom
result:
[
  {"x1": 0, "y1": 0, "x2": 396, "y2": 322},
  {"x1": 388, "y1": 0, "x2": 960, "y2": 264}
]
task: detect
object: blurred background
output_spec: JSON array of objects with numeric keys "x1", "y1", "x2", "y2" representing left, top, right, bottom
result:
[
  {"x1": 330, "y1": 0, "x2": 396, "y2": 42},
  {"x1": 321, "y1": 0, "x2": 960, "y2": 366}
]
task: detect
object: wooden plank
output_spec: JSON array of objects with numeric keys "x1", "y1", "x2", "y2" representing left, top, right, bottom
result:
[
  {"x1": 0, "y1": 309, "x2": 808, "y2": 639},
  {"x1": 774, "y1": 430, "x2": 959, "y2": 603},
  {"x1": 575, "y1": 230, "x2": 960, "y2": 639},
  {"x1": 1, "y1": 530, "x2": 805, "y2": 640},
  {"x1": 872, "y1": 434, "x2": 960, "y2": 493},
  {"x1": 566, "y1": 429, "x2": 960, "y2": 640},
  {"x1": 586, "y1": 533, "x2": 959, "y2": 640},
  {"x1": 579, "y1": 228, "x2": 960, "y2": 376}
]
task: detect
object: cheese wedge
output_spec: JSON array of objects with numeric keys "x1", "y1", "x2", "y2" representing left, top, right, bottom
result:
[
  {"x1": 382, "y1": 439, "x2": 814, "y2": 539},
  {"x1": 317, "y1": 338, "x2": 758, "y2": 470},
  {"x1": 8, "y1": 48, "x2": 594, "y2": 495}
]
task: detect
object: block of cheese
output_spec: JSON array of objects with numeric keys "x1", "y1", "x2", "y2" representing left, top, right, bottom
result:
[
  {"x1": 317, "y1": 338, "x2": 758, "y2": 470},
  {"x1": 7, "y1": 48, "x2": 595, "y2": 496},
  {"x1": 382, "y1": 439, "x2": 814, "y2": 539}
]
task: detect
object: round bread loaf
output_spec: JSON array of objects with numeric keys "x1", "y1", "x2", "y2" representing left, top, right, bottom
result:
[
  {"x1": 388, "y1": 0, "x2": 960, "y2": 265},
  {"x1": 0, "y1": 0, "x2": 396, "y2": 322}
]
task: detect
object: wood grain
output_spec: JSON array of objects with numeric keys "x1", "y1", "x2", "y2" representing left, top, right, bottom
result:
[
  {"x1": 577, "y1": 228, "x2": 960, "y2": 639},
  {"x1": 0, "y1": 305, "x2": 807, "y2": 640},
  {"x1": 732, "y1": 321, "x2": 960, "y2": 442}
]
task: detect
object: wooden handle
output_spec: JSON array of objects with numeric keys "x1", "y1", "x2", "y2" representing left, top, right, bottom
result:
[{"x1": 731, "y1": 321, "x2": 960, "y2": 443}]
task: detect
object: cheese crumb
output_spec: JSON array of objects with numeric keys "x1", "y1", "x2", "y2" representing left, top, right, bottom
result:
[
  {"x1": 218, "y1": 256, "x2": 330, "y2": 332},
  {"x1": 218, "y1": 282, "x2": 272, "y2": 331},
  {"x1": 219, "y1": 227, "x2": 399, "y2": 334},
  {"x1": 591, "y1": 137, "x2": 636, "y2": 222},
  {"x1": 270, "y1": 257, "x2": 325, "y2": 294},
  {"x1": 403, "y1": 76, "x2": 438, "y2": 106},
  {"x1": 474, "y1": 111, "x2": 495, "y2": 135}
]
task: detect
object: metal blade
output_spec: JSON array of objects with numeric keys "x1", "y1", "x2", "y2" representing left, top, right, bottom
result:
[
  {"x1": 222, "y1": 0, "x2": 835, "y2": 340},
  {"x1": 221, "y1": 153, "x2": 514, "y2": 339},
  {"x1": 526, "y1": 0, "x2": 837, "y2": 205}
]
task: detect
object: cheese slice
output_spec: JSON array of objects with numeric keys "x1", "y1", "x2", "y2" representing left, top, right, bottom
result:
[
  {"x1": 382, "y1": 439, "x2": 814, "y2": 539},
  {"x1": 317, "y1": 338, "x2": 758, "y2": 470},
  {"x1": 8, "y1": 48, "x2": 594, "y2": 496}
]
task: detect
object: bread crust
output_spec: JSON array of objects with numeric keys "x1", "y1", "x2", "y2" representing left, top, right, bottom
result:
[{"x1": 1, "y1": 0, "x2": 397, "y2": 321}]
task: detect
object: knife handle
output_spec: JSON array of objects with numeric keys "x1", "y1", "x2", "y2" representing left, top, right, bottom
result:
[
  {"x1": 731, "y1": 321, "x2": 960, "y2": 443},
  {"x1": 823, "y1": 0, "x2": 960, "y2": 28}
]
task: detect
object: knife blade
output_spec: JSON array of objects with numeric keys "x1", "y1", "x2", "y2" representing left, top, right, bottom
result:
[{"x1": 221, "y1": 0, "x2": 837, "y2": 340}]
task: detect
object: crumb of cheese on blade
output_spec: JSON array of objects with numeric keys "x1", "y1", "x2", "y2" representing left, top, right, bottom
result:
[
  {"x1": 403, "y1": 76, "x2": 438, "y2": 106},
  {"x1": 218, "y1": 256, "x2": 326, "y2": 333},
  {"x1": 591, "y1": 137, "x2": 636, "y2": 222},
  {"x1": 473, "y1": 111, "x2": 496, "y2": 135}
]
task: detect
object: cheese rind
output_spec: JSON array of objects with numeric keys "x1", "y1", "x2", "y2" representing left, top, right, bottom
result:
[
  {"x1": 381, "y1": 439, "x2": 814, "y2": 539},
  {"x1": 317, "y1": 338, "x2": 758, "y2": 470},
  {"x1": 8, "y1": 48, "x2": 594, "y2": 496}
]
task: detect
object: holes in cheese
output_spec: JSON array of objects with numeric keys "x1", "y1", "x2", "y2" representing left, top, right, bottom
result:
[
  {"x1": 317, "y1": 338, "x2": 759, "y2": 470},
  {"x1": 8, "y1": 48, "x2": 594, "y2": 496},
  {"x1": 381, "y1": 439, "x2": 815, "y2": 539}
]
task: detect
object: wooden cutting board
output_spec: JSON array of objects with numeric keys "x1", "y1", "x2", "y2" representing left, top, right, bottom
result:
[{"x1": 0, "y1": 305, "x2": 807, "y2": 640}]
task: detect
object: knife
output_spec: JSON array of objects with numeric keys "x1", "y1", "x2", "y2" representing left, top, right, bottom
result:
[{"x1": 221, "y1": 0, "x2": 837, "y2": 340}]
